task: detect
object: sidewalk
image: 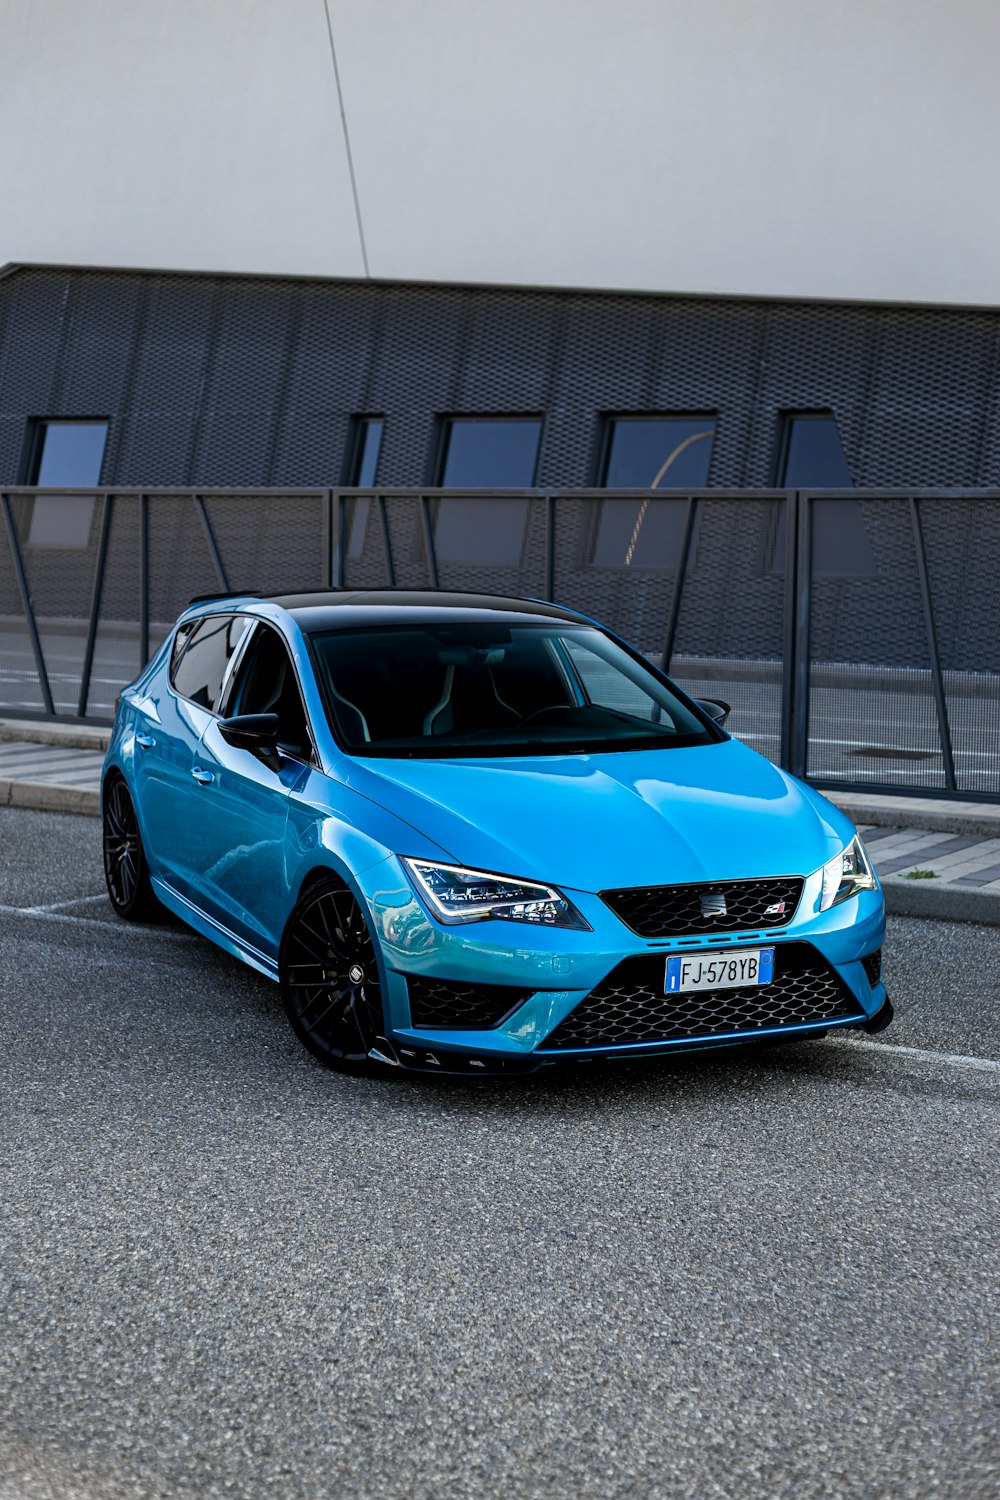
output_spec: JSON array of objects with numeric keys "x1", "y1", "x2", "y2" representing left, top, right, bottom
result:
[
  {"x1": 2, "y1": 719, "x2": 999, "y2": 924},
  {"x1": 0, "y1": 726, "x2": 107, "y2": 816}
]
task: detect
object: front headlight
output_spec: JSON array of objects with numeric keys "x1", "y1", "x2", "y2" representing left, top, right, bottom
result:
[
  {"x1": 819, "y1": 836, "x2": 878, "y2": 911},
  {"x1": 401, "y1": 858, "x2": 591, "y2": 930}
]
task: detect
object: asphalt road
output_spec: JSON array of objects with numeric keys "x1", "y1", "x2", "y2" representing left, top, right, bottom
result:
[{"x1": 1, "y1": 807, "x2": 998, "y2": 1499}]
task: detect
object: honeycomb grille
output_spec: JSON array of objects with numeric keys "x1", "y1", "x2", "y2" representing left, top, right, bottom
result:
[
  {"x1": 540, "y1": 942, "x2": 862, "y2": 1050},
  {"x1": 600, "y1": 877, "x2": 804, "y2": 937},
  {"x1": 407, "y1": 975, "x2": 533, "y2": 1030},
  {"x1": 861, "y1": 948, "x2": 882, "y2": 987}
]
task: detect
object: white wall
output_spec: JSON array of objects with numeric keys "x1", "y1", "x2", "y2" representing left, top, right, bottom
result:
[{"x1": 3, "y1": 0, "x2": 999, "y2": 305}]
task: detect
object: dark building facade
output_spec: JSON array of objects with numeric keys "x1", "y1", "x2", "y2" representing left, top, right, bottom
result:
[{"x1": 3, "y1": 264, "x2": 1000, "y2": 491}]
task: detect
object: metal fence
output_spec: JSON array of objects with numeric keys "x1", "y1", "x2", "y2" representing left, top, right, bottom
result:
[{"x1": 1, "y1": 486, "x2": 997, "y2": 800}]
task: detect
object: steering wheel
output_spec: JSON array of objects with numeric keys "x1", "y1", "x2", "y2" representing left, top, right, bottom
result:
[{"x1": 516, "y1": 704, "x2": 581, "y2": 726}]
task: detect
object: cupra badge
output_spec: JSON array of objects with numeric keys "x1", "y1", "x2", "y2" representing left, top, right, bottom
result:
[{"x1": 699, "y1": 891, "x2": 728, "y2": 918}]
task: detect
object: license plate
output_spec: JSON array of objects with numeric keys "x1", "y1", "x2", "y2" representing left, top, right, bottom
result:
[{"x1": 665, "y1": 948, "x2": 774, "y2": 994}]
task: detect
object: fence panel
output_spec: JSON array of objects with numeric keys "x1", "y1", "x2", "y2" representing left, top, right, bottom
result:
[
  {"x1": 1, "y1": 485, "x2": 997, "y2": 801},
  {"x1": 664, "y1": 494, "x2": 793, "y2": 768},
  {"x1": 802, "y1": 493, "x2": 949, "y2": 792},
  {"x1": 917, "y1": 495, "x2": 1000, "y2": 797}
]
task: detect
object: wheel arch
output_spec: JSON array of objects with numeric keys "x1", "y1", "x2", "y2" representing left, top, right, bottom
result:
[{"x1": 295, "y1": 864, "x2": 352, "y2": 903}]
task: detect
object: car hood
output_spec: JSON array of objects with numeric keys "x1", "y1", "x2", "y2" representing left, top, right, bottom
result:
[{"x1": 341, "y1": 739, "x2": 855, "y2": 892}]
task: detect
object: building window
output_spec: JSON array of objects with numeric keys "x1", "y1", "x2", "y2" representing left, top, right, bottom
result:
[
  {"x1": 779, "y1": 413, "x2": 852, "y2": 488},
  {"x1": 433, "y1": 417, "x2": 542, "y2": 567},
  {"x1": 777, "y1": 412, "x2": 876, "y2": 576},
  {"x1": 438, "y1": 417, "x2": 541, "y2": 488},
  {"x1": 345, "y1": 417, "x2": 384, "y2": 561},
  {"x1": 27, "y1": 419, "x2": 108, "y2": 547},
  {"x1": 351, "y1": 418, "x2": 384, "y2": 487},
  {"x1": 601, "y1": 415, "x2": 716, "y2": 490},
  {"x1": 592, "y1": 416, "x2": 715, "y2": 569}
]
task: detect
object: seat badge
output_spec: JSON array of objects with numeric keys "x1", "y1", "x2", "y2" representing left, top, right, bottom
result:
[
  {"x1": 764, "y1": 901, "x2": 787, "y2": 916},
  {"x1": 699, "y1": 891, "x2": 728, "y2": 918}
]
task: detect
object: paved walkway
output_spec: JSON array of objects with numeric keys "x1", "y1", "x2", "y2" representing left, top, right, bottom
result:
[
  {"x1": 0, "y1": 737, "x2": 107, "y2": 814},
  {"x1": 2, "y1": 729, "x2": 1000, "y2": 922},
  {"x1": 858, "y1": 823, "x2": 1000, "y2": 890}
]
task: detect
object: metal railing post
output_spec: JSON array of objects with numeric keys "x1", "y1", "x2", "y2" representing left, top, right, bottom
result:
[
  {"x1": 420, "y1": 495, "x2": 439, "y2": 589},
  {"x1": 377, "y1": 494, "x2": 395, "y2": 586},
  {"x1": 77, "y1": 492, "x2": 114, "y2": 717},
  {"x1": 792, "y1": 491, "x2": 813, "y2": 780},
  {"x1": 779, "y1": 492, "x2": 799, "y2": 771},
  {"x1": 323, "y1": 488, "x2": 335, "y2": 589},
  {"x1": 138, "y1": 492, "x2": 150, "y2": 666},
  {"x1": 909, "y1": 496, "x2": 958, "y2": 791},
  {"x1": 544, "y1": 494, "x2": 556, "y2": 602},
  {"x1": 194, "y1": 494, "x2": 230, "y2": 591},
  {"x1": 660, "y1": 496, "x2": 698, "y2": 674},
  {"x1": 1, "y1": 491, "x2": 56, "y2": 716}
]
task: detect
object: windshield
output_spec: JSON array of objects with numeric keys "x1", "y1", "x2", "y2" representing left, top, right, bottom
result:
[{"x1": 307, "y1": 622, "x2": 721, "y2": 758}]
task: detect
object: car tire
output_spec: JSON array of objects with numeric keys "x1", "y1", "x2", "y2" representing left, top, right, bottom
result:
[
  {"x1": 280, "y1": 876, "x2": 390, "y2": 1073},
  {"x1": 102, "y1": 774, "x2": 161, "y2": 922}
]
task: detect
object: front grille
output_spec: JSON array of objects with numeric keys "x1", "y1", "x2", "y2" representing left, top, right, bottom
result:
[
  {"x1": 601, "y1": 877, "x2": 804, "y2": 937},
  {"x1": 406, "y1": 975, "x2": 533, "y2": 1030},
  {"x1": 861, "y1": 948, "x2": 882, "y2": 987},
  {"x1": 540, "y1": 941, "x2": 863, "y2": 1050}
]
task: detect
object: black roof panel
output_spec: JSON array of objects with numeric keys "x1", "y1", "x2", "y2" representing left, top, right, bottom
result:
[{"x1": 267, "y1": 589, "x2": 587, "y2": 630}]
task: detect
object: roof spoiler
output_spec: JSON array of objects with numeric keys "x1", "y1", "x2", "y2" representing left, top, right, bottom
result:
[{"x1": 186, "y1": 590, "x2": 262, "y2": 607}]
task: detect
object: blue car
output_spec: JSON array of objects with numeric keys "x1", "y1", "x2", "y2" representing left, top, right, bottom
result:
[{"x1": 102, "y1": 590, "x2": 890, "y2": 1073}]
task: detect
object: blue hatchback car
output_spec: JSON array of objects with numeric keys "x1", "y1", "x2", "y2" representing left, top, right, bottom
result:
[{"x1": 102, "y1": 590, "x2": 890, "y2": 1073}]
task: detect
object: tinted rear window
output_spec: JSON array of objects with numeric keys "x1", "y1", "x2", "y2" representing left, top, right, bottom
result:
[{"x1": 170, "y1": 614, "x2": 250, "y2": 710}]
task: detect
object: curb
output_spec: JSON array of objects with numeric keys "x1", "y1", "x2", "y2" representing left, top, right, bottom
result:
[
  {"x1": 0, "y1": 719, "x2": 110, "y2": 752},
  {"x1": 882, "y1": 874, "x2": 1000, "y2": 925},
  {"x1": 1, "y1": 779, "x2": 101, "y2": 816},
  {"x1": 826, "y1": 792, "x2": 1000, "y2": 840}
]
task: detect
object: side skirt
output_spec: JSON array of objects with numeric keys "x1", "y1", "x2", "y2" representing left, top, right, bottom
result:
[{"x1": 151, "y1": 876, "x2": 280, "y2": 982}]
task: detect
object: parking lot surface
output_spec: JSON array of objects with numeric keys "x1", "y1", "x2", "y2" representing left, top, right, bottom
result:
[{"x1": 1, "y1": 806, "x2": 998, "y2": 1499}]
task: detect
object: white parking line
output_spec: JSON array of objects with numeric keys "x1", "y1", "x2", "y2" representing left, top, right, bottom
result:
[
  {"x1": 0, "y1": 902, "x2": 197, "y2": 939},
  {"x1": 25, "y1": 893, "x2": 111, "y2": 912},
  {"x1": 839, "y1": 1035, "x2": 1000, "y2": 1076}
]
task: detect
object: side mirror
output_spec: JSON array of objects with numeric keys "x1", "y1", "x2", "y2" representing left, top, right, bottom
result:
[
  {"x1": 219, "y1": 712, "x2": 282, "y2": 769},
  {"x1": 697, "y1": 698, "x2": 731, "y2": 727}
]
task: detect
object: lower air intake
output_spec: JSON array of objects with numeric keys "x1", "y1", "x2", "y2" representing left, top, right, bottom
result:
[
  {"x1": 406, "y1": 975, "x2": 533, "y2": 1030},
  {"x1": 540, "y1": 942, "x2": 863, "y2": 1050}
]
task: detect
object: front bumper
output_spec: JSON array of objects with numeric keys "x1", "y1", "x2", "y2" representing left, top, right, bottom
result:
[{"x1": 361, "y1": 857, "x2": 887, "y2": 1071}]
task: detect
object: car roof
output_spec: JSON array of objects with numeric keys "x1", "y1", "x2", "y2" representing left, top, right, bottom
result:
[{"x1": 247, "y1": 590, "x2": 590, "y2": 632}]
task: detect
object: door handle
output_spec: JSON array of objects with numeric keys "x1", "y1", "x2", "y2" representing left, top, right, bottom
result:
[
  {"x1": 190, "y1": 766, "x2": 214, "y2": 785},
  {"x1": 135, "y1": 732, "x2": 156, "y2": 749}
]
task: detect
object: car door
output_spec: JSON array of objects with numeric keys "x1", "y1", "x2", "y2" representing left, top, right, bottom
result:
[
  {"x1": 186, "y1": 620, "x2": 315, "y2": 960},
  {"x1": 132, "y1": 612, "x2": 250, "y2": 895}
]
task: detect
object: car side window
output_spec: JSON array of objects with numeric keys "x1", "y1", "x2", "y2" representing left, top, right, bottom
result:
[
  {"x1": 225, "y1": 623, "x2": 312, "y2": 760},
  {"x1": 169, "y1": 618, "x2": 198, "y2": 678},
  {"x1": 171, "y1": 613, "x2": 250, "y2": 710}
]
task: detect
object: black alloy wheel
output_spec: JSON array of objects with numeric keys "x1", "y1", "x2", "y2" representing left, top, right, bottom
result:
[
  {"x1": 280, "y1": 878, "x2": 388, "y2": 1071},
  {"x1": 102, "y1": 775, "x2": 159, "y2": 921}
]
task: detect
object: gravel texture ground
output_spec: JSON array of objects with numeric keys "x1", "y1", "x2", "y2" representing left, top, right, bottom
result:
[{"x1": 0, "y1": 806, "x2": 997, "y2": 1500}]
